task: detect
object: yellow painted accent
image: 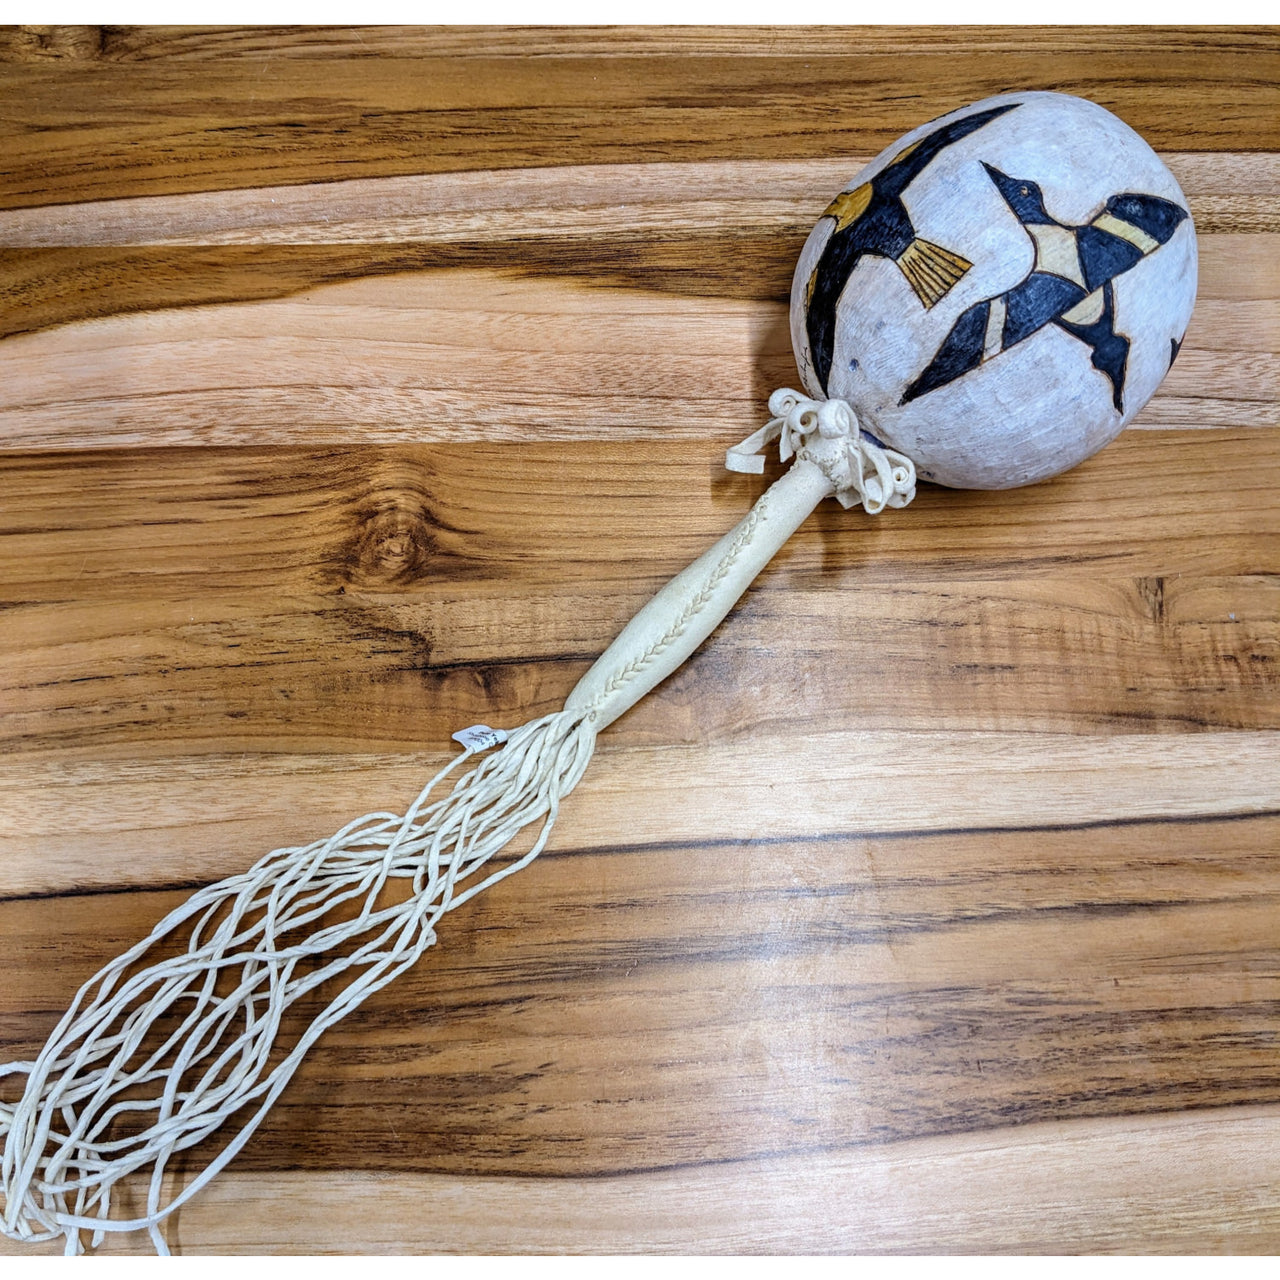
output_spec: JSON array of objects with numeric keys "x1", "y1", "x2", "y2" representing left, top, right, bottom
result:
[
  {"x1": 1061, "y1": 289, "x2": 1106, "y2": 326},
  {"x1": 897, "y1": 237, "x2": 972, "y2": 309},
  {"x1": 1093, "y1": 210, "x2": 1159, "y2": 254},
  {"x1": 1027, "y1": 223, "x2": 1087, "y2": 288},
  {"x1": 822, "y1": 183, "x2": 873, "y2": 234}
]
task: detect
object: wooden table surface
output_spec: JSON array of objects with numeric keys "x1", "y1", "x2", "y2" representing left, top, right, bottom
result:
[{"x1": 1, "y1": 25, "x2": 1278, "y2": 1255}]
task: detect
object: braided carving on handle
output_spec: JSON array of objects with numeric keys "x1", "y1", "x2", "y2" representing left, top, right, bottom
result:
[
  {"x1": 563, "y1": 460, "x2": 834, "y2": 731},
  {"x1": 586, "y1": 500, "x2": 766, "y2": 710}
]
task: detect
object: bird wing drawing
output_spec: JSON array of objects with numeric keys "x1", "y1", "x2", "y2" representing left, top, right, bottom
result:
[
  {"x1": 804, "y1": 101, "x2": 1021, "y2": 395},
  {"x1": 900, "y1": 165, "x2": 1189, "y2": 412}
]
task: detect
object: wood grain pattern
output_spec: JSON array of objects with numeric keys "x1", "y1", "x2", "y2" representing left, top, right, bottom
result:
[
  {"x1": 6, "y1": 801, "x2": 1280, "y2": 1173},
  {"x1": 1, "y1": 437, "x2": 1277, "y2": 763},
  {"x1": 1, "y1": 154, "x2": 1278, "y2": 349},
  {"x1": 1, "y1": 28, "x2": 1278, "y2": 209},
  {"x1": 3, "y1": 25, "x2": 1277, "y2": 61},
  {"x1": 1, "y1": 25, "x2": 1279, "y2": 1256},
  {"x1": 0, "y1": 263, "x2": 1274, "y2": 447},
  {"x1": 41, "y1": 1107, "x2": 1280, "y2": 1254}
]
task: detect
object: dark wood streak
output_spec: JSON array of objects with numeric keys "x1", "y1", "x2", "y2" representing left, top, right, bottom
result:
[
  {"x1": 1, "y1": 196, "x2": 1271, "y2": 344},
  {"x1": 3, "y1": 26, "x2": 1278, "y2": 63},
  {"x1": 0, "y1": 33, "x2": 1278, "y2": 209},
  {"x1": 5, "y1": 804, "x2": 1277, "y2": 908},
  {"x1": 5, "y1": 811, "x2": 1280, "y2": 1175},
  {"x1": 0, "y1": 239, "x2": 807, "y2": 344},
  {"x1": 1, "y1": 435, "x2": 1276, "y2": 593}
]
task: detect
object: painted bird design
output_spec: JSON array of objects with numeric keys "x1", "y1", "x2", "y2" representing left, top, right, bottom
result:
[
  {"x1": 804, "y1": 101, "x2": 1021, "y2": 395},
  {"x1": 900, "y1": 164, "x2": 1189, "y2": 411}
]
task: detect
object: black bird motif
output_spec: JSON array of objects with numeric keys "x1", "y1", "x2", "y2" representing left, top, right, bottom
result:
[
  {"x1": 804, "y1": 101, "x2": 1021, "y2": 395},
  {"x1": 900, "y1": 164, "x2": 1189, "y2": 411}
]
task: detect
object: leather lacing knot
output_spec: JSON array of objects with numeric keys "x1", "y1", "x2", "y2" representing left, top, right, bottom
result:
[{"x1": 726, "y1": 387, "x2": 917, "y2": 514}]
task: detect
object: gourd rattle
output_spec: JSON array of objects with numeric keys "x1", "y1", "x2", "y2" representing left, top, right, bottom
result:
[{"x1": 0, "y1": 91, "x2": 1197, "y2": 1253}]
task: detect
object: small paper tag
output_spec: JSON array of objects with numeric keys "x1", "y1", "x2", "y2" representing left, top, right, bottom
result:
[{"x1": 451, "y1": 724, "x2": 509, "y2": 753}]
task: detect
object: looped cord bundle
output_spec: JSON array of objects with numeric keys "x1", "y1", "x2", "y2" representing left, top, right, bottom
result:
[
  {"x1": 1, "y1": 711, "x2": 595, "y2": 1254},
  {"x1": 0, "y1": 389, "x2": 912, "y2": 1255}
]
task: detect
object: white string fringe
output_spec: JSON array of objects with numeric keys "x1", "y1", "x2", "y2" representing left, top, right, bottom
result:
[
  {"x1": 726, "y1": 388, "x2": 916, "y2": 514},
  {"x1": 0, "y1": 709, "x2": 596, "y2": 1255}
]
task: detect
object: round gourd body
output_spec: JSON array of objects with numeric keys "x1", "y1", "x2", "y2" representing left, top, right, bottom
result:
[{"x1": 789, "y1": 92, "x2": 1197, "y2": 489}]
